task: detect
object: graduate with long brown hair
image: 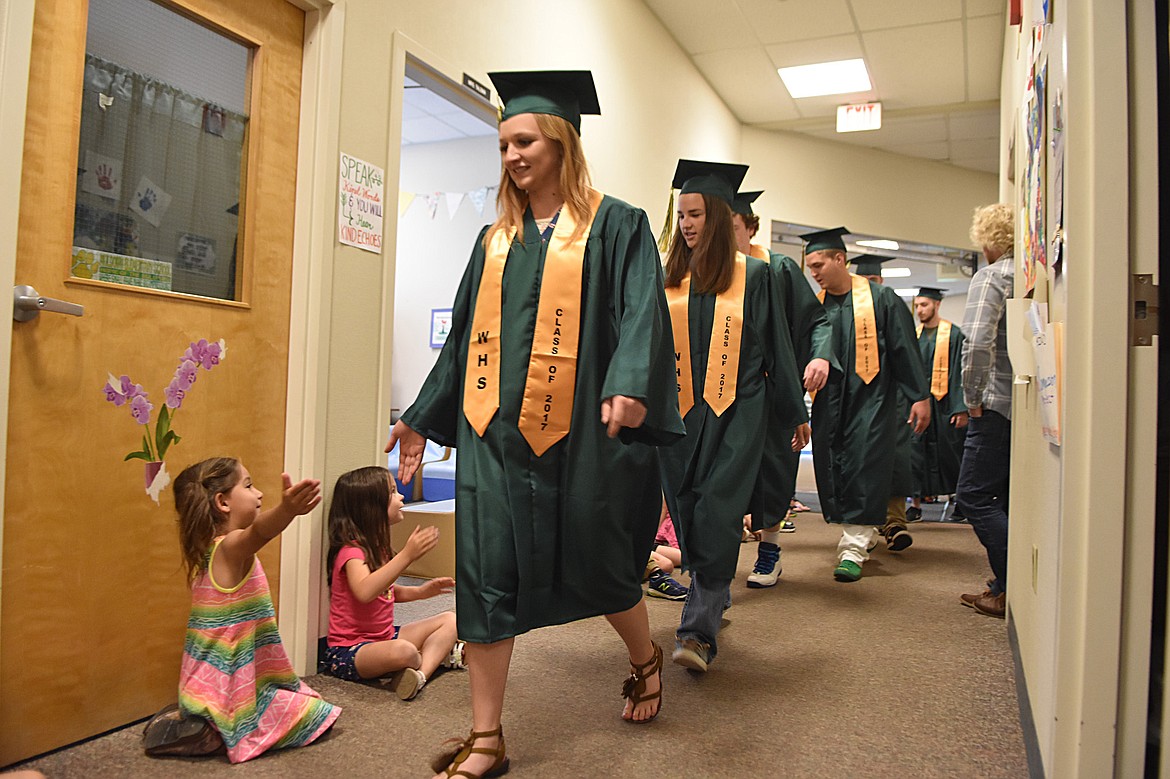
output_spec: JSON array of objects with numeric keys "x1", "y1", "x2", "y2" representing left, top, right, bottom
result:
[{"x1": 659, "y1": 160, "x2": 806, "y2": 673}]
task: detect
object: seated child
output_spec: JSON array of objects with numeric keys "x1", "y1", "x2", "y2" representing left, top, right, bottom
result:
[
  {"x1": 160, "y1": 457, "x2": 340, "y2": 763},
  {"x1": 324, "y1": 466, "x2": 464, "y2": 700},
  {"x1": 646, "y1": 501, "x2": 688, "y2": 601}
]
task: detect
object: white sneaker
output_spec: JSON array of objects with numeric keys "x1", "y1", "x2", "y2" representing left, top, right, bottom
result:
[
  {"x1": 746, "y1": 543, "x2": 782, "y2": 588},
  {"x1": 443, "y1": 640, "x2": 467, "y2": 670},
  {"x1": 392, "y1": 667, "x2": 425, "y2": 700}
]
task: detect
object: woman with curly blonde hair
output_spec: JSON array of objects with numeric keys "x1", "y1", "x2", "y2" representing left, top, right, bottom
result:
[
  {"x1": 957, "y1": 202, "x2": 1016, "y2": 619},
  {"x1": 387, "y1": 71, "x2": 684, "y2": 778}
]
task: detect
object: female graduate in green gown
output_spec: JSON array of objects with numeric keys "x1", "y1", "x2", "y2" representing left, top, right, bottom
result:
[
  {"x1": 659, "y1": 160, "x2": 807, "y2": 673},
  {"x1": 386, "y1": 71, "x2": 684, "y2": 778}
]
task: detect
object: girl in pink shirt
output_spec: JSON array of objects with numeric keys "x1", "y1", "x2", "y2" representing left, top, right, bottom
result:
[{"x1": 325, "y1": 466, "x2": 464, "y2": 700}]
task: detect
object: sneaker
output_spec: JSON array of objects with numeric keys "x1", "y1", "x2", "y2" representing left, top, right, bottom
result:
[
  {"x1": 391, "y1": 667, "x2": 426, "y2": 700},
  {"x1": 647, "y1": 569, "x2": 689, "y2": 600},
  {"x1": 833, "y1": 560, "x2": 862, "y2": 582},
  {"x1": 884, "y1": 525, "x2": 914, "y2": 552},
  {"x1": 443, "y1": 640, "x2": 467, "y2": 670},
  {"x1": 906, "y1": 506, "x2": 924, "y2": 523},
  {"x1": 778, "y1": 519, "x2": 797, "y2": 533},
  {"x1": 746, "y1": 542, "x2": 782, "y2": 588},
  {"x1": 672, "y1": 638, "x2": 711, "y2": 672},
  {"x1": 972, "y1": 591, "x2": 1006, "y2": 618}
]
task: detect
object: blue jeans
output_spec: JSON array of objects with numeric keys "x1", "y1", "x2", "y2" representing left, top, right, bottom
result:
[
  {"x1": 677, "y1": 571, "x2": 731, "y2": 659},
  {"x1": 955, "y1": 410, "x2": 1011, "y2": 595}
]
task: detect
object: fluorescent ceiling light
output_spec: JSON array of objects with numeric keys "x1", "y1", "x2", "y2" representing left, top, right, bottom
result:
[
  {"x1": 856, "y1": 239, "x2": 900, "y2": 250},
  {"x1": 778, "y1": 58, "x2": 872, "y2": 99},
  {"x1": 881, "y1": 267, "x2": 912, "y2": 278},
  {"x1": 894, "y1": 288, "x2": 918, "y2": 297}
]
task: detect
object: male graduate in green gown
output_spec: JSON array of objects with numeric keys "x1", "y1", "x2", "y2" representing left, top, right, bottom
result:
[
  {"x1": 387, "y1": 71, "x2": 685, "y2": 774},
  {"x1": 803, "y1": 230, "x2": 931, "y2": 581},
  {"x1": 909, "y1": 287, "x2": 969, "y2": 519},
  {"x1": 850, "y1": 254, "x2": 916, "y2": 552},
  {"x1": 730, "y1": 191, "x2": 833, "y2": 588}
]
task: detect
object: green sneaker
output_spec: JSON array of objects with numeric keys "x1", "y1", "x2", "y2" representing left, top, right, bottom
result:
[{"x1": 833, "y1": 560, "x2": 862, "y2": 582}]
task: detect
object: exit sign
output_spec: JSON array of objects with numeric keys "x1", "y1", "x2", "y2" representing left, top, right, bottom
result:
[{"x1": 836, "y1": 102, "x2": 882, "y2": 133}]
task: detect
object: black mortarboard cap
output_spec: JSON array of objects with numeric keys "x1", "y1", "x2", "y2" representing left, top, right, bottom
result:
[
  {"x1": 916, "y1": 286, "x2": 946, "y2": 301},
  {"x1": 850, "y1": 254, "x2": 893, "y2": 276},
  {"x1": 488, "y1": 70, "x2": 600, "y2": 135},
  {"x1": 732, "y1": 191, "x2": 763, "y2": 216},
  {"x1": 672, "y1": 159, "x2": 749, "y2": 206},
  {"x1": 800, "y1": 226, "x2": 850, "y2": 254}
]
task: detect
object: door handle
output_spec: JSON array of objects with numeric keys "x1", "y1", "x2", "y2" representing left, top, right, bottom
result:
[{"x1": 13, "y1": 284, "x2": 85, "y2": 322}]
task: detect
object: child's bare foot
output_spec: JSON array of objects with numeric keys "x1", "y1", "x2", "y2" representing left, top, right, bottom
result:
[{"x1": 621, "y1": 642, "x2": 662, "y2": 722}]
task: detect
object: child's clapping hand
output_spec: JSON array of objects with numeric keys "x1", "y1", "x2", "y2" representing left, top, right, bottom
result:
[
  {"x1": 403, "y1": 525, "x2": 440, "y2": 561},
  {"x1": 418, "y1": 576, "x2": 454, "y2": 598},
  {"x1": 280, "y1": 473, "x2": 322, "y2": 516}
]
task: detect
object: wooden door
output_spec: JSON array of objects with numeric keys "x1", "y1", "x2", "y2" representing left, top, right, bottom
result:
[{"x1": 1, "y1": 0, "x2": 304, "y2": 764}]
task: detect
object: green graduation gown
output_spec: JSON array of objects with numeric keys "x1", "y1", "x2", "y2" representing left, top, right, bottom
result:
[
  {"x1": 911, "y1": 322, "x2": 968, "y2": 496},
  {"x1": 659, "y1": 257, "x2": 807, "y2": 579},
  {"x1": 401, "y1": 196, "x2": 685, "y2": 643},
  {"x1": 751, "y1": 252, "x2": 835, "y2": 531},
  {"x1": 811, "y1": 280, "x2": 929, "y2": 525}
]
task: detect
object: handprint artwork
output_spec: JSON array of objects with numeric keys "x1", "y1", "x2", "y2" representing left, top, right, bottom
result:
[
  {"x1": 139, "y1": 188, "x2": 157, "y2": 212},
  {"x1": 96, "y1": 164, "x2": 115, "y2": 190},
  {"x1": 81, "y1": 151, "x2": 122, "y2": 202},
  {"x1": 130, "y1": 176, "x2": 171, "y2": 227}
]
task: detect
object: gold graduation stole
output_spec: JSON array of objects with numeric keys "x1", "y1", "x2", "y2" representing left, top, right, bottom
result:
[
  {"x1": 917, "y1": 319, "x2": 953, "y2": 400},
  {"x1": 665, "y1": 253, "x2": 748, "y2": 418},
  {"x1": 464, "y1": 190, "x2": 604, "y2": 455},
  {"x1": 817, "y1": 273, "x2": 879, "y2": 384}
]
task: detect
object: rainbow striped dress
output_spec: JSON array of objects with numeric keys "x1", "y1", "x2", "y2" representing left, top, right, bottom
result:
[{"x1": 179, "y1": 539, "x2": 341, "y2": 763}]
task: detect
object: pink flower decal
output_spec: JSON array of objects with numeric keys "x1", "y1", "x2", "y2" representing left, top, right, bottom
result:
[{"x1": 101, "y1": 338, "x2": 227, "y2": 503}]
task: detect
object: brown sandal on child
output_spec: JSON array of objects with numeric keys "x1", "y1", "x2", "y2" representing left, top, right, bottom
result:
[
  {"x1": 621, "y1": 641, "x2": 663, "y2": 724},
  {"x1": 430, "y1": 726, "x2": 509, "y2": 778}
]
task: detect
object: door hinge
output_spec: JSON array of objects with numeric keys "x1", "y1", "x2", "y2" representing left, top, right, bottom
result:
[{"x1": 1132, "y1": 274, "x2": 1160, "y2": 346}]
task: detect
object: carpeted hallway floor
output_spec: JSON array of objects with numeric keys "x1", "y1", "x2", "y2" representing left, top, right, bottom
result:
[{"x1": 12, "y1": 508, "x2": 1028, "y2": 778}]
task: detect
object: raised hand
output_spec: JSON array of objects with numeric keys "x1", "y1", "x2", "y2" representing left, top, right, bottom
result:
[
  {"x1": 403, "y1": 524, "x2": 440, "y2": 562},
  {"x1": 280, "y1": 472, "x2": 322, "y2": 516}
]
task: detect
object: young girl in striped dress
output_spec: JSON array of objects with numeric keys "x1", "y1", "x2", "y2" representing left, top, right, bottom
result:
[{"x1": 172, "y1": 457, "x2": 341, "y2": 763}]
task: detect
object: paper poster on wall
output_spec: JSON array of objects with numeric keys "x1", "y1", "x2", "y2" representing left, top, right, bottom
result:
[
  {"x1": 81, "y1": 150, "x2": 123, "y2": 201},
  {"x1": 176, "y1": 233, "x2": 217, "y2": 275},
  {"x1": 129, "y1": 176, "x2": 172, "y2": 228},
  {"x1": 431, "y1": 308, "x2": 453, "y2": 348},
  {"x1": 72, "y1": 247, "x2": 173, "y2": 291},
  {"x1": 1022, "y1": 59, "x2": 1047, "y2": 294},
  {"x1": 338, "y1": 152, "x2": 385, "y2": 254}
]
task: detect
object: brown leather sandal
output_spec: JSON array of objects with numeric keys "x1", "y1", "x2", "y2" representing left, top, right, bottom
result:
[
  {"x1": 621, "y1": 641, "x2": 663, "y2": 723},
  {"x1": 430, "y1": 725, "x2": 509, "y2": 778}
]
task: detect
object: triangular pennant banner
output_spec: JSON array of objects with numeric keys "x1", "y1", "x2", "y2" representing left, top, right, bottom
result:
[
  {"x1": 424, "y1": 193, "x2": 440, "y2": 220},
  {"x1": 445, "y1": 191, "x2": 464, "y2": 220},
  {"x1": 398, "y1": 190, "x2": 416, "y2": 218},
  {"x1": 468, "y1": 187, "x2": 488, "y2": 216}
]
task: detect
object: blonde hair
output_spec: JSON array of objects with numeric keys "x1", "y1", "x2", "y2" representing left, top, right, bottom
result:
[
  {"x1": 173, "y1": 457, "x2": 241, "y2": 582},
  {"x1": 969, "y1": 203, "x2": 1014, "y2": 254},
  {"x1": 487, "y1": 113, "x2": 593, "y2": 248}
]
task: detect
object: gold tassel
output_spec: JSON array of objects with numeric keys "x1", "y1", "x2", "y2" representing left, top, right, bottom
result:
[{"x1": 657, "y1": 187, "x2": 675, "y2": 255}]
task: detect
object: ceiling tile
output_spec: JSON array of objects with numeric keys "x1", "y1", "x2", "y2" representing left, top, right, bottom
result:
[
  {"x1": 643, "y1": 0, "x2": 750, "y2": 54},
  {"x1": 966, "y1": 14, "x2": 1005, "y2": 101},
  {"x1": 845, "y1": 114, "x2": 949, "y2": 145},
  {"x1": 950, "y1": 137, "x2": 999, "y2": 159},
  {"x1": 862, "y1": 21, "x2": 966, "y2": 108},
  {"x1": 737, "y1": 0, "x2": 855, "y2": 44},
  {"x1": 765, "y1": 34, "x2": 865, "y2": 69},
  {"x1": 401, "y1": 116, "x2": 466, "y2": 145},
  {"x1": 884, "y1": 140, "x2": 951, "y2": 159},
  {"x1": 849, "y1": 0, "x2": 963, "y2": 31},
  {"x1": 694, "y1": 47, "x2": 801, "y2": 123},
  {"x1": 947, "y1": 109, "x2": 1001, "y2": 140},
  {"x1": 439, "y1": 109, "x2": 496, "y2": 137},
  {"x1": 950, "y1": 157, "x2": 999, "y2": 174},
  {"x1": 408, "y1": 86, "x2": 466, "y2": 118}
]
